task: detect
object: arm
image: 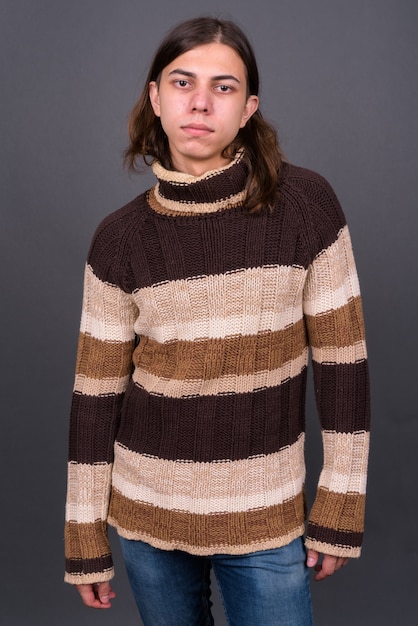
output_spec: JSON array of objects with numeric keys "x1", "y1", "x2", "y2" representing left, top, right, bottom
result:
[
  {"x1": 65, "y1": 254, "x2": 138, "y2": 587},
  {"x1": 302, "y1": 185, "x2": 370, "y2": 573}
]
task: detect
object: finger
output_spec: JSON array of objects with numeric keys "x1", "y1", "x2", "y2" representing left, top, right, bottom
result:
[
  {"x1": 334, "y1": 557, "x2": 349, "y2": 572},
  {"x1": 314, "y1": 555, "x2": 350, "y2": 581},
  {"x1": 96, "y1": 581, "x2": 116, "y2": 605},
  {"x1": 76, "y1": 583, "x2": 114, "y2": 609},
  {"x1": 306, "y1": 549, "x2": 319, "y2": 568},
  {"x1": 314, "y1": 555, "x2": 338, "y2": 581}
]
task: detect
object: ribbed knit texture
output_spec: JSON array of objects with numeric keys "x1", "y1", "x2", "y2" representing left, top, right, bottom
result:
[{"x1": 64, "y1": 155, "x2": 370, "y2": 584}]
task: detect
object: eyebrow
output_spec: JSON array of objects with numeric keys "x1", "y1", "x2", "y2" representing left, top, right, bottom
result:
[{"x1": 167, "y1": 69, "x2": 241, "y2": 84}]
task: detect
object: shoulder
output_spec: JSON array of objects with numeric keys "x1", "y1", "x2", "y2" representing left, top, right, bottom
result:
[
  {"x1": 86, "y1": 191, "x2": 149, "y2": 285},
  {"x1": 280, "y1": 163, "x2": 343, "y2": 213},
  {"x1": 92, "y1": 192, "x2": 149, "y2": 245},
  {"x1": 279, "y1": 162, "x2": 348, "y2": 252}
]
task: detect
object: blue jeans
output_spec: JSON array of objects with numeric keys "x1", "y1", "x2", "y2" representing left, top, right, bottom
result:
[{"x1": 119, "y1": 536, "x2": 313, "y2": 626}]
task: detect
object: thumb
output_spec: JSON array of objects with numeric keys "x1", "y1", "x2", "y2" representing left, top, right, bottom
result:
[{"x1": 306, "y1": 549, "x2": 319, "y2": 568}]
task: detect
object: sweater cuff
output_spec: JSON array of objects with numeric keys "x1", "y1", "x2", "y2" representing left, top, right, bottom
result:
[
  {"x1": 305, "y1": 487, "x2": 365, "y2": 558},
  {"x1": 64, "y1": 520, "x2": 114, "y2": 585},
  {"x1": 64, "y1": 565, "x2": 115, "y2": 586},
  {"x1": 305, "y1": 530, "x2": 362, "y2": 559}
]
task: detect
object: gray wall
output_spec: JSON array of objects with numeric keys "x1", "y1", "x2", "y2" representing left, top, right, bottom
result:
[{"x1": 1, "y1": 1, "x2": 417, "y2": 624}]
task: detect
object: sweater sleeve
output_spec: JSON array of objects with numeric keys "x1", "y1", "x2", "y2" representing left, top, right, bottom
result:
[
  {"x1": 301, "y1": 177, "x2": 370, "y2": 558},
  {"x1": 64, "y1": 227, "x2": 138, "y2": 584}
]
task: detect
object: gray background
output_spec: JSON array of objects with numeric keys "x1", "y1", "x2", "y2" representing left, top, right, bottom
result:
[{"x1": 1, "y1": 0, "x2": 417, "y2": 624}]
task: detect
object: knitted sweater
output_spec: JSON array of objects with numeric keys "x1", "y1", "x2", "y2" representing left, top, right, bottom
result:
[{"x1": 64, "y1": 155, "x2": 370, "y2": 584}]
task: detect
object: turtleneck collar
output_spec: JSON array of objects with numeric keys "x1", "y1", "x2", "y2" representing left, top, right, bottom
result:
[{"x1": 148, "y1": 151, "x2": 248, "y2": 216}]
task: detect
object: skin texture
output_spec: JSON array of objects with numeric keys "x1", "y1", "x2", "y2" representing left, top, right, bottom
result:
[
  {"x1": 76, "y1": 581, "x2": 116, "y2": 609},
  {"x1": 149, "y1": 43, "x2": 259, "y2": 175},
  {"x1": 307, "y1": 549, "x2": 349, "y2": 581},
  {"x1": 75, "y1": 41, "x2": 350, "y2": 609}
]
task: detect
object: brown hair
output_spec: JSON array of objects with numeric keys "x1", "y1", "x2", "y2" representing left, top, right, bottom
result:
[{"x1": 124, "y1": 16, "x2": 284, "y2": 212}]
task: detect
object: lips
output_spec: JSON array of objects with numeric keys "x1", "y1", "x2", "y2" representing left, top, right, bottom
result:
[{"x1": 181, "y1": 123, "x2": 214, "y2": 136}]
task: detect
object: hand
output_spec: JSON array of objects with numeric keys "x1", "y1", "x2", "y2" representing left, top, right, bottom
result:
[
  {"x1": 306, "y1": 549, "x2": 349, "y2": 581},
  {"x1": 75, "y1": 581, "x2": 116, "y2": 609}
]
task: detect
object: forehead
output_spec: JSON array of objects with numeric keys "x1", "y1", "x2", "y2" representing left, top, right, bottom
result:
[{"x1": 162, "y1": 42, "x2": 247, "y2": 78}]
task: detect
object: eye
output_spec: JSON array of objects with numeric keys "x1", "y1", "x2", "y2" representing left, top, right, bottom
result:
[
  {"x1": 175, "y1": 79, "x2": 190, "y2": 88},
  {"x1": 215, "y1": 84, "x2": 233, "y2": 93}
]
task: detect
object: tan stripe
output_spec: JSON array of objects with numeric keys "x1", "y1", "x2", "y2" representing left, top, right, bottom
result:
[
  {"x1": 132, "y1": 348, "x2": 309, "y2": 398},
  {"x1": 115, "y1": 526, "x2": 305, "y2": 557},
  {"x1": 74, "y1": 373, "x2": 131, "y2": 396},
  {"x1": 112, "y1": 436, "x2": 305, "y2": 514},
  {"x1": 80, "y1": 264, "x2": 138, "y2": 342},
  {"x1": 320, "y1": 431, "x2": 369, "y2": 494},
  {"x1": 303, "y1": 226, "x2": 361, "y2": 316},
  {"x1": 308, "y1": 488, "x2": 366, "y2": 533},
  {"x1": 66, "y1": 462, "x2": 112, "y2": 523},
  {"x1": 311, "y1": 341, "x2": 367, "y2": 365},
  {"x1": 150, "y1": 186, "x2": 246, "y2": 215},
  {"x1": 133, "y1": 320, "x2": 306, "y2": 381},
  {"x1": 65, "y1": 520, "x2": 111, "y2": 560},
  {"x1": 305, "y1": 296, "x2": 365, "y2": 348},
  {"x1": 108, "y1": 489, "x2": 306, "y2": 551},
  {"x1": 75, "y1": 333, "x2": 134, "y2": 379},
  {"x1": 131, "y1": 265, "x2": 306, "y2": 343}
]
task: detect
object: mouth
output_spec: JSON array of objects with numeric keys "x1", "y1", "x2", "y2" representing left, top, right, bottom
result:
[{"x1": 181, "y1": 123, "x2": 214, "y2": 137}]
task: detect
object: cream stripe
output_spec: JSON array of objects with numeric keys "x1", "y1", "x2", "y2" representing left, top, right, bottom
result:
[
  {"x1": 318, "y1": 431, "x2": 370, "y2": 494},
  {"x1": 154, "y1": 186, "x2": 246, "y2": 214},
  {"x1": 66, "y1": 462, "x2": 112, "y2": 523},
  {"x1": 73, "y1": 374, "x2": 130, "y2": 396},
  {"x1": 132, "y1": 265, "x2": 306, "y2": 343},
  {"x1": 303, "y1": 226, "x2": 361, "y2": 316},
  {"x1": 132, "y1": 348, "x2": 309, "y2": 397},
  {"x1": 112, "y1": 436, "x2": 305, "y2": 514},
  {"x1": 152, "y1": 151, "x2": 243, "y2": 184},
  {"x1": 135, "y1": 312, "x2": 305, "y2": 343},
  {"x1": 80, "y1": 265, "x2": 138, "y2": 342},
  {"x1": 312, "y1": 340, "x2": 367, "y2": 365}
]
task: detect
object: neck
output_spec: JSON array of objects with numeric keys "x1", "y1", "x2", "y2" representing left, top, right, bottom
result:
[{"x1": 149, "y1": 152, "x2": 249, "y2": 216}]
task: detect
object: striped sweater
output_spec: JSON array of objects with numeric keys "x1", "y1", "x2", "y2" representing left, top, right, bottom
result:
[{"x1": 65, "y1": 154, "x2": 370, "y2": 584}]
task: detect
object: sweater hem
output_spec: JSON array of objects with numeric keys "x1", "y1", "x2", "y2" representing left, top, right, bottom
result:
[{"x1": 108, "y1": 517, "x2": 305, "y2": 556}]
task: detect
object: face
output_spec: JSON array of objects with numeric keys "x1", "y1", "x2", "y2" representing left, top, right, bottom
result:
[{"x1": 149, "y1": 43, "x2": 259, "y2": 176}]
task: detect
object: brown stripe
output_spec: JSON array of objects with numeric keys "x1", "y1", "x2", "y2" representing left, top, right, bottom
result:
[
  {"x1": 148, "y1": 187, "x2": 244, "y2": 217},
  {"x1": 68, "y1": 392, "x2": 124, "y2": 463},
  {"x1": 147, "y1": 188, "x2": 189, "y2": 217},
  {"x1": 308, "y1": 487, "x2": 365, "y2": 533},
  {"x1": 306, "y1": 524, "x2": 363, "y2": 549},
  {"x1": 116, "y1": 371, "x2": 307, "y2": 463},
  {"x1": 305, "y1": 296, "x2": 365, "y2": 348},
  {"x1": 65, "y1": 554, "x2": 113, "y2": 576},
  {"x1": 133, "y1": 320, "x2": 307, "y2": 381},
  {"x1": 313, "y1": 360, "x2": 371, "y2": 432},
  {"x1": 76, "y1": 332, "x2": 134, "y2": 379},
  {"x1": 108, "y1": 488, "x2": 305, "y2": 549},
  {"x1": 153, "y1": 154, "x2": 248, "y2": 205},
  {"x1": 65, "y1": 520, "x2": 111, "y2": 560}
]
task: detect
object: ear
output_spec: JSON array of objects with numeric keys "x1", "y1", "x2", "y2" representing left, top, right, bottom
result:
[
  {"x1": 149, "y1": 81, "x2": 161, "y2": 117},
  {"x1": 240, "y1": 95, "x2": 259, "y2": 128}
]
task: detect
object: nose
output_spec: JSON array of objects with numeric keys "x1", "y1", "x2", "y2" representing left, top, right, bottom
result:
[{"x1": 191, "y1": 88, "x2": 212, "y2": 113}]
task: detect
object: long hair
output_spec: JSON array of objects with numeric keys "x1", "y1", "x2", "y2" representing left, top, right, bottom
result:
[{"x1": 124, "y1": 17, "x2": 284, "y2": 212}]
